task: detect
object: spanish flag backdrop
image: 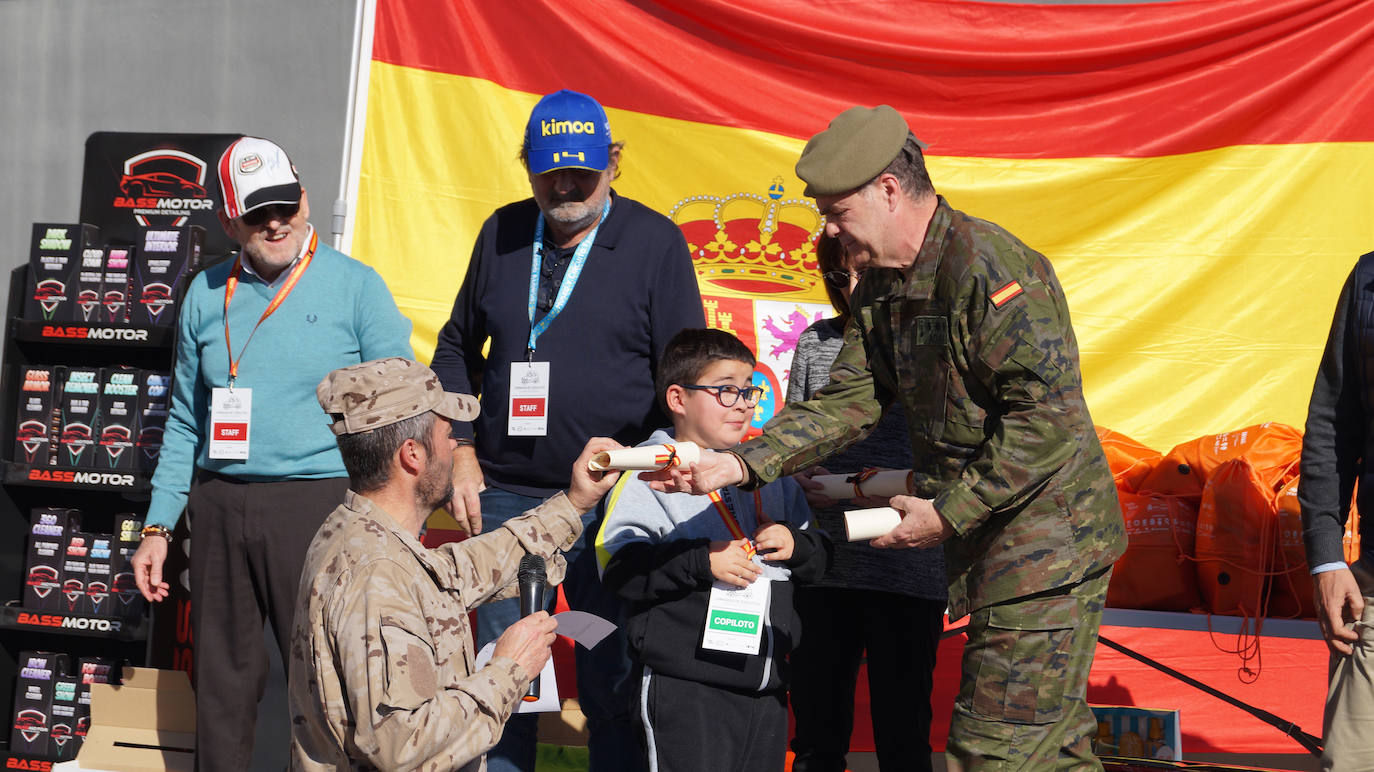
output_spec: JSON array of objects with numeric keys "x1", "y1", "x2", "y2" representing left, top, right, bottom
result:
[{"x1": 354, "y1": 0, "x2": 1374, "y2": 456}]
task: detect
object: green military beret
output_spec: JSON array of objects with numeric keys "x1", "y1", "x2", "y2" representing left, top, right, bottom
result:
[{"x1": 795, "y1": 105, "x2": 924, "y2": 197}]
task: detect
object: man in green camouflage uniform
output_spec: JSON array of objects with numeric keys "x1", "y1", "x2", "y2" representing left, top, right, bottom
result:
[
  {"x1": 652, "y1": 106, "x2": 1125, "y2": 770},
  {"x1": 289, "y1": 357, "x2": 623, "y2": 771}
]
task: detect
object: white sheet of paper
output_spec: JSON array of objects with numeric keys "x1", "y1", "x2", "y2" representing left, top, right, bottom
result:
[
  {"x1": 475, "y1": 641, "x2": 560, "y2": 713},
  {"x1": 553, "y1": 609, "x2": 616, "y2": 650}
]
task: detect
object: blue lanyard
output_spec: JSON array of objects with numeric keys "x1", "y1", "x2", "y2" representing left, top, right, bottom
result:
[{"x1": 527, "y1": 198, "x2": 611, "y2": 356}]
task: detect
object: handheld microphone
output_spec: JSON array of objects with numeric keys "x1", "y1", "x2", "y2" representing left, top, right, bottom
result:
[{"x1": 517, "y1": 553, "x2": 547, "y2": 702}]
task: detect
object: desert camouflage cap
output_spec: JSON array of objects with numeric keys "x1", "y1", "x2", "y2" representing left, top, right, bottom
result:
[
  {"x1": 317, "y1": 357, "x2": 479, "y2": 435},
  {"x1": 795, "y1": 105, "x2": 924, "y2": 197}
]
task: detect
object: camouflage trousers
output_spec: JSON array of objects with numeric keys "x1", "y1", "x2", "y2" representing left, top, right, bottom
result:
[{"x1": 946, "y1": 567, "x2": 1111, "y2": 772}]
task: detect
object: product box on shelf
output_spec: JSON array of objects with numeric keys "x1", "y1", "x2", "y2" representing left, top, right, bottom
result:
[
  {"x1": 24, "y1": 224, "x2": 101, "y2": 322},
  {"x1": 57, "y1": 368, "x2": 101, "y2": 468},
  {"x1": 112, "y1": 514, "x2": 146, "y2": 622},
  {"x1": 24, "y1": 507, "x2": 76, "y2": 612},
  {"x1": 134, "y1": 226, "x2": 203, "y2": 326},
  {"x1": 60, "y1": 531, "x2": 91, "y2": 615},
  {"x1": 137, "y1": 371, "x2": 170, "y2": 473},
  {"x1": 9, "y1": 650, "x2": 71, "y2": 758},
  {"x1": 74, "y1": 657, "x2": 120, "y2": 755},
  {"x1": 15, "y1": 365, "x2": 61, "y2": 466},
  {"x1": 96, "y1": 367, "x2": 139, "y2": 471},
  {"x1": 101, "y1": 246, "x2": 133, "y2": 324},
  {"x1": 74, "y1": 246, "x2": 106, "y2": 323},
  {"x1": 85, "y1": 534, "x2": 113, "y2": 618},
  {"x1": 50, "y1": 674, "x2": 80, "y2": 762}
]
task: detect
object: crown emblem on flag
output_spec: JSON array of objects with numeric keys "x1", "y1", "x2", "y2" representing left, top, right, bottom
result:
[{"x1": 671, "y1": 178, "x2": 824, "y2": 296}]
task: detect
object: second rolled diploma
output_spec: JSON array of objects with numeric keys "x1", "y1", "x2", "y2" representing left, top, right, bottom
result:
[{"x1": 811, "y1": 468, "x2": 914, "y2": 500}]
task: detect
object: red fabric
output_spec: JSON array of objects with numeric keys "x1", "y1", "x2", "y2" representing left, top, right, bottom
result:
[
  {"x1": 834, "y1": 620, "x2": 1323, "y2": 755},
  {"x1": 374, "y1": 0, "x2": 1374, "y2": 156}
]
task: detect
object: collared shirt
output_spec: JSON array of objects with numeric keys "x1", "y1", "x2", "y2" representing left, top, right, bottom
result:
[{"x1": 288, "y1": 489, "x2": 582, "y2": 771}]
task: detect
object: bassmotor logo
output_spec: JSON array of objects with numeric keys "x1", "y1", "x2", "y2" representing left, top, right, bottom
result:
[
  {"x1": 16, "y1": 612, "x2": 122, "y2": 632},
  {"x1": 115, "y1": 149, "x2": 212, "y2": 227}
]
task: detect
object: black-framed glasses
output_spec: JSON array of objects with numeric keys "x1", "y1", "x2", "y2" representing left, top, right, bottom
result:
[
  {"x1": 681, "y1": 383, "x2": 765, "y2": 408},
  {"x1": 240, "y1": 201, "x2": 301, "y2": 227},
  {"x1": 822, "y1": 269, "x2": 860, "y2": 289}
]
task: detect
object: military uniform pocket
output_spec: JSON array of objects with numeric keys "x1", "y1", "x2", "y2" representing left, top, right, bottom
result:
[
  {"x1": 898, "y1": 314, "x2": 950, "y2": 440},
  {"x1": 963, "y1": 594, "x2": 1079, "y2": 725}
]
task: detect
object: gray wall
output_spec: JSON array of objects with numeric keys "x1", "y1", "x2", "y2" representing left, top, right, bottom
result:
[{"x1": 0, "y1": 0, "x2": 357, "y2": 280}]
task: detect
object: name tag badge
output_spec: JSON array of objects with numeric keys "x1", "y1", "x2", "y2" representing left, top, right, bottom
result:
[
  {"x1": 508, "y1": 361, "x2": 550, "y2": 437},
  {"x1": 209, "y1": 387, "x2": 252, "y2": 460},
  {"x1": 701, "y1": 569, "x2": 770, "y2": 655}
]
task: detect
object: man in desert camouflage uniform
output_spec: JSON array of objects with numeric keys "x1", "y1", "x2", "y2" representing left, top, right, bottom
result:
[
  {"x1": 651, "y1": 106, "x2": 1125, "y2": 770},
  {"x1": 288, "y1": 357, "x2": 623, "y2": 771}
]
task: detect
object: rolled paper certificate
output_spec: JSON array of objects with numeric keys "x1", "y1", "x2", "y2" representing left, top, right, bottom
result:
[
  {"x1": 588, "y1": 441, "x2": 702, "y2": 472},
  {"x1": 812, "y1": 469, "x2": 914, "y2": 500},
  {"x1": 844, "y1": 507, "x2": 903, "y2": 542}
]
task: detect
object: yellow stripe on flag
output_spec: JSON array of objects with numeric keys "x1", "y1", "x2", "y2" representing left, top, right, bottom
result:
[{"x1": 356, "y1": 65, "x2": 1374, "y2": 452}]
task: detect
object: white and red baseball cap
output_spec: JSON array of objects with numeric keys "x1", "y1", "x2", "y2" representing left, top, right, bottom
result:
[{"x1": 217, "y1": 136, "x2": 303, "y2": 221}]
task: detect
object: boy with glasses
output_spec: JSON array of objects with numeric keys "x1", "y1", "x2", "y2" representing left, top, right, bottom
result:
[{"x1": 595, "y1": 328, "x2": 831, "y2": 772}]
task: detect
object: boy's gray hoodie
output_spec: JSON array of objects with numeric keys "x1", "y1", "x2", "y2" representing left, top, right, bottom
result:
[{"x1": 596, "y1": 429, "x2": 831, "y2": 693}]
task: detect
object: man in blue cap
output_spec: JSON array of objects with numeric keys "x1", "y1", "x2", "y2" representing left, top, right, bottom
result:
[{"x1": 430, "y1": 90, "x2": 704, "y2": 772}]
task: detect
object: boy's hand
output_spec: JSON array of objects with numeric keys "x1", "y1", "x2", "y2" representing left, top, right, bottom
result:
[
  {"x1": 568, "y1": 438, "x2": 625, "y2": 512},
  {"x1": 753, "y1": 523, "x2": 794, "y2": 562},
  {"x1": 709, "y1": 539, "x2": 762, "y2": 587}
]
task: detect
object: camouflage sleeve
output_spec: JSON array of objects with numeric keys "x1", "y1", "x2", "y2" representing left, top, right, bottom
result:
[
  {"x1": 734, "y1": 315, "x2": 884, "y2": 486},
  {"x1": 433, "y1": 492, "x2": 583, "y2": 607},
  {"x1": 932, "y1": 269, "x2": 1077, "y2": 536},
  {"x1": 326, "y1": 558, "x2": 525, "y2": 770}
]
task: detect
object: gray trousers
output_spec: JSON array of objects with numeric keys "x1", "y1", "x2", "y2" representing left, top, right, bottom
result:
[{"x1": 188, "y1": 472, "x2": 348, "y2": 772}]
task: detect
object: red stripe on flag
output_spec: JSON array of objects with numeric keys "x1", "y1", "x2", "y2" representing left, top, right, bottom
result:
[{"x1": 373, "y1": 0, "x2": 1374, "y2": 158}]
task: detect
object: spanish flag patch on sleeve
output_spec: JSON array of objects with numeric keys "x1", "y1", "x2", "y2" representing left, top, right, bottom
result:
[{"x1": 989, "y1": 280, "x2": 1024, "y2": 309}]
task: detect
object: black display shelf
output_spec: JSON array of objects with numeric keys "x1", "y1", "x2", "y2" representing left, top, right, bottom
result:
[
  {"x1": 1, "y1": 462, "x2": 149, "y2": 493},
  {"x1": 9, "y1": 318, "x2": 172, "y2": 349},
  {"x1": 0, "y1": 604, "x2": 146, "y2": 643}
]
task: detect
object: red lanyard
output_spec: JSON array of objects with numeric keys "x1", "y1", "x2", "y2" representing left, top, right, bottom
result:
[
  {"x1": 223, "y1": 229, "x2": 318, "y2": 383},
  {"x1": 707, "y1": 489, "x2": 767, "y2": 559}
]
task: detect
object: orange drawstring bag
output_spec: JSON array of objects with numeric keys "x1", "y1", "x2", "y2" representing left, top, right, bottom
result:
[
  {"x1": 1106, "y1": 489, "x2": 1201, "y2": 611},
  {"x1": 1267, "y1": 477, "x2": 1313, "y2": 619},
  {"x1": 1195, "y1": 457, "x2": 1280, "y2": 617},
  {"x1": 1096, "y1": 427, "x2": 1161, "y2": 494},
  {"x1": 1138, "y1": 423, "x2": 1303, "y2": 501}
]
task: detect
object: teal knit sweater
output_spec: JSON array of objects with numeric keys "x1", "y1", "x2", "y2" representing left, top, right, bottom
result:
[{"x1": 145, "y1": 240, "x2": 412, "y2": 529}]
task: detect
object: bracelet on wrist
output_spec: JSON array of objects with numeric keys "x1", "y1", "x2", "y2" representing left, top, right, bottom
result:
[
  {"x1": 140, "y1": 525, "x2": 173, "y2": 545},
  {"x1": 454, "y1": 438, "x2": 475, "y2": 448}
]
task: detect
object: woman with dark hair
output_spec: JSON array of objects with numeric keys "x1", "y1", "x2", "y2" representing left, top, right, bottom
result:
[{"x1": 787, "y1": 235, "x2": 948, "y2": 772}]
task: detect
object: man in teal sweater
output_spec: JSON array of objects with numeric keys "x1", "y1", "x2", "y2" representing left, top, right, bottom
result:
[{"x1": 130, "y1": 136, "x2": 413, "y2": 771}]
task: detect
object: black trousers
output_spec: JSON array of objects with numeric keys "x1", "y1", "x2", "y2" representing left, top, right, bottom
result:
[
  {"x1": 789, "y1": 587, "x2": 946, "y2": 772},
  {"x1": 187, "y1": 473, "x2": 348, "y2": 772},
  {"x1": 636, "y1": 667, "x2": 788, "y2": 772}
]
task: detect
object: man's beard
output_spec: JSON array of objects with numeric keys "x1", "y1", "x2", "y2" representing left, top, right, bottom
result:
[
  {"x1": 417, "y1": 458, "x2": 454, "y2": 512},
  {"x1": 542, "y1": 188, "x2": 608, "y2": 233}
]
